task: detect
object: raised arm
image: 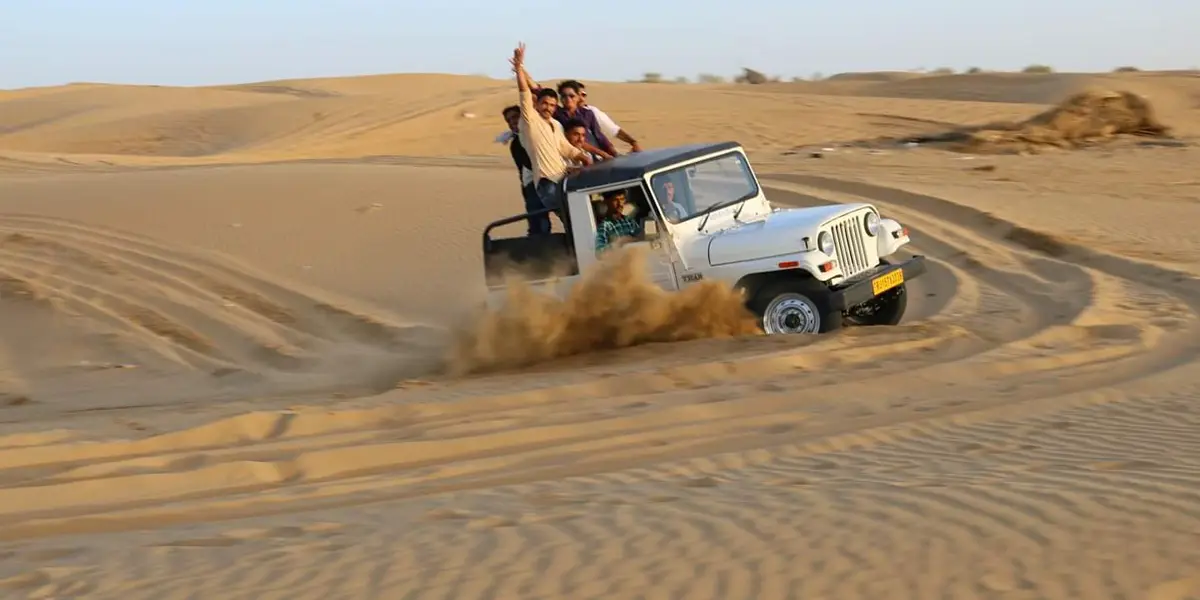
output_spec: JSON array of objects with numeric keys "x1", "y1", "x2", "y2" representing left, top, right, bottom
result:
[
  {"x1": 597, "y1": 130, "x2": 618, "y2": 157},
  {"x1": 515, "y1": 61, "x2": 542, "y2": 90},
  {"x1": 510, "y1": 43, "x2": 536, "y2": 120},
  {"x1": 591, "y1": 106, "x2": 641, "y2": 152}
]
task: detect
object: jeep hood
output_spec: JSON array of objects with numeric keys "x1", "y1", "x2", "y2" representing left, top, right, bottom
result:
[{"x1": 706, "y1": 204, "x2": 866, "y2": 266}]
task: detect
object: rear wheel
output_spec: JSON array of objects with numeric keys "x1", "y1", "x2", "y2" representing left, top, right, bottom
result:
[{"x1": 751, "y1": 278, "x2": 843, "y2": 335}]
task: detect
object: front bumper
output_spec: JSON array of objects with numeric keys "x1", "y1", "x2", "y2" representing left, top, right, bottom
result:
[{"x1": 828, "y1": 255, "x2": 928, "y2": 312}]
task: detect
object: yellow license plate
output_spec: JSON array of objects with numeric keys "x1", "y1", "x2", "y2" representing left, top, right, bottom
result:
[{"x1": 871, "y1": 269, "x2": 904, "y2": 295}]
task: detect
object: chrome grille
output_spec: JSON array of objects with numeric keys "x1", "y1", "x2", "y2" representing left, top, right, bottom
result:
[{"x1": 830, "y1": 214, "x2": 872, "y2": 277}]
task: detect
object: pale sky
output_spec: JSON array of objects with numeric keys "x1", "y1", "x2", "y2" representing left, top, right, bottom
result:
[{"x1": 2, "y1": 0, "x2": 1195, "y2": 89}]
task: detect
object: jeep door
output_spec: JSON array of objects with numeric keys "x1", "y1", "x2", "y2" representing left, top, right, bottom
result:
[
  {"x1": 629, "y1": 216, "x2": 679, "y2": 292},
  {"x1": 571, "y1": 184, "x2": 679, "y2": 293}
]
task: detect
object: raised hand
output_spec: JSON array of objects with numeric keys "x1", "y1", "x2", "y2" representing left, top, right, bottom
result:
[
  {"x1": 510, "y1": 43, "x2": 531, "y2": 91},
  {"x1": 510, "y1": 43, "x2": 526, "y2": 71}
]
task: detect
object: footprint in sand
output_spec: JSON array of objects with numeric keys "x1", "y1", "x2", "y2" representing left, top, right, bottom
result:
[
  {"x1": 519, "y1": 511, "x2": 582, "y2": 524},
  {"x1": 22, "y1": 547, "x2": 85, "y2": 562},
  {"x1": 423, "y1": 507, "x2": 474, "y2": 521},
  {"x1": 153, "y1": 522, "x2": 346, "y2": 548},
  {"x1": 1, "y1": 394, "x2": 33, "y2": 407},
  {"x1": 766, "y1": 476, "x2": 811, "y2": 487},
  {"x1": 153, "y1": 537, "x2": 241, "y2": 548},
  {"x1": 466, "y1": 515, "x2": 518, "y2": 530},
  {"x1": 1086, "y1": 459, "x2": 1161, "y2": 471},
  {"x1": 762, "y1": 423, "x2": 795, "y2": 434},
  {"x1": 1144, "y1": 575, "x2": 1200, "y2": 600},
  {"x1": 525, "y1": 491, "x2": 590, "y2": 507}
]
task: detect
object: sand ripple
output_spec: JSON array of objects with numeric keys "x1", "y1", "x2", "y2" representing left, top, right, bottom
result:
[{"x1": 1, "y1": 175, "x2": 1199, "y2": 599}]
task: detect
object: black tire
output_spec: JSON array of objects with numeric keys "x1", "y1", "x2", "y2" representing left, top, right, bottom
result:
[{"x1": 750, "y1": 277, "x2": 843, "y2": 335}]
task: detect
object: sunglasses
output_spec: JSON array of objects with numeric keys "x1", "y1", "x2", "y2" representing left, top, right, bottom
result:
[{"x1": 560, "y1": 90, "x2": 588, "y2": 99}]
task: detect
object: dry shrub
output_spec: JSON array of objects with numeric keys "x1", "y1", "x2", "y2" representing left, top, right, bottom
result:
[
  {"x1": 445, "y1": 244, "x2": 761, "y2": 375},
  {"x1": 735, "y1": 68, "x2": 769, "y2": 85},
  {"x1": 912, "y1": 90, "x2": 1173, "y2": 154}
]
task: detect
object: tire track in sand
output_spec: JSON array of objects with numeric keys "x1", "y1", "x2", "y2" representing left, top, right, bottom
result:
[
  {"x1": 0, "y1": 176, "x2": 1197, "y2": 549},
  {"x1": 0, "y1": 214, "x2": 444, "y2": 416}
]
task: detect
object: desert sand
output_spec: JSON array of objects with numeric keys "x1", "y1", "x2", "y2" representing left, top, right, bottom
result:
[{"x1": 2, "y1": 69, "x2": 1200, "y2": 599}]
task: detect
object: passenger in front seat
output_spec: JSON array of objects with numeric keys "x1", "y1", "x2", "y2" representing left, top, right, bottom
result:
[{"x1": 654, "y1": 177, "x2": 688, "y2": 223}]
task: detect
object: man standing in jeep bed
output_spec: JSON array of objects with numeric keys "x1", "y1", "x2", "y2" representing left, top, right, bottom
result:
[
  {"x1": 510, "y1": 43, "x2": 591, "y2": 236},
  {"x1": 501, "y1": 105, "x2": 548, "y2": 237}
]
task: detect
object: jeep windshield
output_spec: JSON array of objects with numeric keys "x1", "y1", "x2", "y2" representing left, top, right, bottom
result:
[{"x1": 648, "y1": 151, "x2": 759, "y2": 226}]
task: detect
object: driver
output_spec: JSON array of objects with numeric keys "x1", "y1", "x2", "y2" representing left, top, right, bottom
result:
[{"x1": 594, "y1": 189, "x2": 642, "y2": 253}]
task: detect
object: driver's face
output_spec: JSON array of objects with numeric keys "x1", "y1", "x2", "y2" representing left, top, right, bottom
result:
[
  {"x1": 606, "y1": 193, "x2": 626, "y2": 214},
  {"x1": 662, "y1": 180, "x2": 675, "y2": 201}
]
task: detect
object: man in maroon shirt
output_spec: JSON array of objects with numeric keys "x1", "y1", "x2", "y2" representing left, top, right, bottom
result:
[{"x1": 554, "y1": 80, "x2": 618, "y2": 159}]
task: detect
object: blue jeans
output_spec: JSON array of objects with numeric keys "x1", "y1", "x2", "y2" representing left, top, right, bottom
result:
[
  {"x1": 521, "y1": 183, "x2": 549, "y2": 236},
  {"x1": 530, "y1": 178, "x2": 564, "y2": 237}
]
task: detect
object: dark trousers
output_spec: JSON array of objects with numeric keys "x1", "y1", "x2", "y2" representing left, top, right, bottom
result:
[
  {"x1": 526, "y1": 178, "x2": 566, "y2": 237},
  {"x1": 522, "y1": 183, "x2": 551, "y2": 236}
]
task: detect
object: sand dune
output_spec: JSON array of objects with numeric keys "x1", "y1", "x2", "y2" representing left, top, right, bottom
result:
[{"x1": 1, "y1": 69, "x2": 1200, "y2": 599}]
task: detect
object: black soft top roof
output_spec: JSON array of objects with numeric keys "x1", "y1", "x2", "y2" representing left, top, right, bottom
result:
[{"x1": 564, "y1": 141, "x2": 742, "y2": 192}]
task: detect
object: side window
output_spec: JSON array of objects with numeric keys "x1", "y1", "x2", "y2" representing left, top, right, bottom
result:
[{"x1": 589, "y1": 185, "x2": 660, "y2": 241}]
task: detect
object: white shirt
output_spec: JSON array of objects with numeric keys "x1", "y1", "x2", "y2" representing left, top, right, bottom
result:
[{"x1": 587, "y1": 105, "x2": 622, "y2": 139}]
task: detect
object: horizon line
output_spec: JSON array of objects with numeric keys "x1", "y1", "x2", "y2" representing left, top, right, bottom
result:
[{"x1": 6, "y1": 66, "x2": 1200, "y2": 93}]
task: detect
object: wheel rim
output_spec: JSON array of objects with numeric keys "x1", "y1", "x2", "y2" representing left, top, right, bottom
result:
[{"x1": 762, "y1": 293, "x2": 821, "y2": 334}]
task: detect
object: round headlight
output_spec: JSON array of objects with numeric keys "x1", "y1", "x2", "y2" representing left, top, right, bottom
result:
[
  {"x1": 864, "y1": 212, "x2": 880, "y2": 236},
  {"x1": 817, "y1": 231, "x2": 835, "y2": 255}
]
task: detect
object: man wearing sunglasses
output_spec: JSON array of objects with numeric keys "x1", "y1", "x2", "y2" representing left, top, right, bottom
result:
[
  {"x1": 564, "y1": 80, "x2": 643, "y2": 154},
  {"x1": 495, "y1": 74, "x2": 643, "y2": 155},
  {"x1": 554, "y1": 80, "x2": 617, "y2": 159}
]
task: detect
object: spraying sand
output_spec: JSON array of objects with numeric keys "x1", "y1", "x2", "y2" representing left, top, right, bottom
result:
[{"x1": 446, "y1": 245, "x2": 761, "y2": 375}]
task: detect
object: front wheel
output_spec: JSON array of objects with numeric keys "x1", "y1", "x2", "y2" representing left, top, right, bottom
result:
[{"x1": 750, "y1": 278, "x2": 843, "y2": 335}]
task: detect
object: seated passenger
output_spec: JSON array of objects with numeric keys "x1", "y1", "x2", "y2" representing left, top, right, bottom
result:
[
  {"x1": 654, "y1": 177, "x2": 687, "y2": 223},
  {"x1": 594, "y1": 190, "x2": 643, "y2": 253}
]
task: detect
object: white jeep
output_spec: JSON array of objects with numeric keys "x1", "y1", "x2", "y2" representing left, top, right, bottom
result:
[{"x1": 481, "y1": 141, "x2": 927, "y2": 334}]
